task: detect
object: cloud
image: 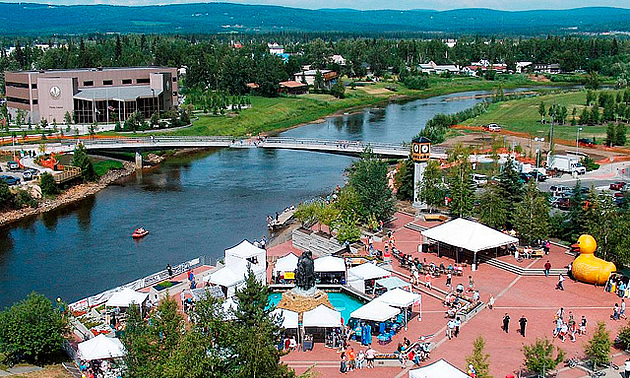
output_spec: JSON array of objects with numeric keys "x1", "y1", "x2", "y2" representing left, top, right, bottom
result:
[{"x1": 4, "y1": 0, "x2": 630, "y2": 10}]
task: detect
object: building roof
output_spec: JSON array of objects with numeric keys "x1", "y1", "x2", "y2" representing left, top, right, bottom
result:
[
  {"x1": 279, "y1": 81, "x2": 307, "y2": 88},
  {"x1": 74, "y1": 86, "x2": 163, "y2": 102},
  {"x1": 296, "y1": 69, "x2": 332, "y2": 76},
  {"x1": 7, "y1": 66, "x2": 176, "y2": 74},
  {"x1": 421, "y1": 218, "x2": 518, "y2": 253}
]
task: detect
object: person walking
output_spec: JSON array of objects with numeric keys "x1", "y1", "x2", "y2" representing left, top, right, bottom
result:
[
  {"x1": 519, "y1": 315, "x2": 528, "y2": 337},
  {"x1": 622, "y1": 299, "x2": 628, "y2": 320},
  {"x1": 468, "y1": 276, "x2": 475, "y2": 292},
  {"x1": 488, "y1": 295, "x2": 495, "y2": 310},
  {"x1": 556, "y1": 274, "x2": 565, "y2": 291},
  {"x1": 544, "y1": 260, "x2": 551, "y2": 277},
  {"x1": 167, "y1": 264, "x2": 173, "y2": 277},
  {"x1": 502, "y1": 313, "x2": 510, "y2": 333},
  {"x1": 425, "y1": 273, "x2": 432, "y2": 291},
  {"x1": 446, "y1": 272, "x2": 452, "y2": 287}
]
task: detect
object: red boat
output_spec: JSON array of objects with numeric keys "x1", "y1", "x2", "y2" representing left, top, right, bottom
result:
[{"x1": 132, "y1": 228, "x2": 149, "y2": 239}]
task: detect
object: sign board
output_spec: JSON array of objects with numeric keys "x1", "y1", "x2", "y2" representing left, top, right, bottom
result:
[
  {"x1": 284, "y1": 272, "x2": 295, "y2": 280},
  {"x1": 411, "y1": 137, "x2": 431, "y2": 162}
]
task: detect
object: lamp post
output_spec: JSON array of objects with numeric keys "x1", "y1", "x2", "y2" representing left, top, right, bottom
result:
[
  {"x1": 534, "y1": 137, "x2": 545, "y2": 182},
  {"x1": 576, "y1": 127, "x2": 583, "y2": 157}
]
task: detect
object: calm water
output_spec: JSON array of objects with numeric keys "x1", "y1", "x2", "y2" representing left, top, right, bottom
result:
[
  {"x1": 268, "y1": 292, "x2": 365, "y2": 323},
  {"x1": 0, "y1": 90, "x2": 502, "y2": 308}
]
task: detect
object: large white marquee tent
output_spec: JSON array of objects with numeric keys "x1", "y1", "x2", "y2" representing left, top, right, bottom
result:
[
  {"x1": 303, "y1": 305, "x2": 342, "y2": 328},
  {"x1": 105, "y1": 288, "x2": 148, "y2": 308},
  {"x1": 273, "y1": 253, "x2": 299, "y2": 274},
  {"x1": 408, "y1": 359, "x2": 468, "y2": 378},
  {"x1": 224, "y1": 240, "x2": 266, "y2": 268},
  {"x1": 347, "y1": 263, "x2": 391, "y2": 293},
  {"x1": 78, "y1": 334, "x2": 126, "y2": 361},
  {"x1": 205, "y1": 260, "x2": 265, "y2": 297},
  {"x1": 350, "y1": 300, "x2": 400, "y2": 322},
  {"x1": 314, "y1": 256, "x2": 346, "y2": 273}
]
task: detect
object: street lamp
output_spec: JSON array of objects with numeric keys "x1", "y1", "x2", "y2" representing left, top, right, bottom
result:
[
  {"x1": 534, "y1": 137, "x2": 545, "y2": 182},
  {"x1": 576, "y1": 127, "x2": 583, "y2": 157}
]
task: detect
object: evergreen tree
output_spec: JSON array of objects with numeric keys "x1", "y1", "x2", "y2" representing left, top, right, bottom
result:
[
  {"x1": 565, "y1": 182, "x2": 586, "y2": 241},
  {"x1": 498, "y1": 156, "x2": 524, "y2": 226},
  {"x1": 466, "y1": 336, "x2": 492, "y2": 378},
  {"x1": 584, "y1": 322, "x2": 612, "y2": 369},
  {"x1": 477, "y1": 183, "x2": 507, "y2": 230},
  {"x1": 39, "y1": 173, "x2": 60, "y2": 196},
  {"x1": 347, "y1": 147, "x2": 395, "y2": 222},
  {"x1": 586, "y1": 90, "x2": 594, "y2": 106},
  {"x1": 330, "y1": 80, "x2": 345, "y2": 99},
  {"x1": 446, "y1": 145, "x2": 475, "y2": 218},
  {"x1": 571, "y1": 107, "x2": 578, "y2": 126},
  {"x1": 313, "y1": 69, "x2": 325, "y2": 92},
  {"x1": 513, "y1": 181, "x2": 550, "y2": 245},
  {"x1": 615, "y1": 123, "x2": 627, "y2": 146},
  {"x1": 0, "y1": 181, "x2": 15, "y2": 210},
  {"x1": 580, "y1": 107, "x2": 590, "y2": 125},
  {"x1": 393, "y1": 159, "x2": 414, "y2": 201},
  {"x1": 538, "y1": 102, "x2": 546, "y2": 123},
  {"x1": 605, "y1": 123, "x2": 616, "y2": 146},
  {"x1": 590, "y1": 105, "x2": 600, "y2": 125},
  {"x1": 418, "y1": 159, "x2": 446, "y2": 210},
  {"x1": 72, "y1": 143, "x2": 97, "y2": 182}
]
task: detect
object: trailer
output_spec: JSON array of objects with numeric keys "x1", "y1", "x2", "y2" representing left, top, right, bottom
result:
[{"x1": 546, "y1": 154, "x2": 586, "y2": 175}]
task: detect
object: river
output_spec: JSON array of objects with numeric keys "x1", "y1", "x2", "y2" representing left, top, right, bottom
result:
[{"x1": 0, "y1": 89, "x2": 516, "y2": 308}]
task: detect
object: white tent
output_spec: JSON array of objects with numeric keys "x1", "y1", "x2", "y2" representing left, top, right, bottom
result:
[
  {"x1": 408, "y1": 359, "x2": 468, "y2": 378},
  {"x1": 205, "y1": 260, "x2": 265, "y2": 297},
  {"x1": 347, "y1": 263, "x2": 390, "y2": 293},
  {"x1": 78, "y1": 334, "x2": 126, "y2": 361},
  {"x1": 303, "y1": 305, "x2": 342, "y2": 328},
  {"x1": 350, "y1": 299, "x2": 400, "y2": 322},
  {"x1": 270, "y1": 308, "x2": 299, "y2": 329},
  {"x1": 105, "y1": 288, "x2": 148, "y2": 308},
  {"x1": 377, "y1": 288, "x2": 421, "y2": 308},
  {"x1": 314, "y1": 256, "x2": 346, "y2": 273},
  {"x1": 224, "y1": 239, "x2": 266, "y2": 268},
  {"x1": 273, "y1": 253, "x2": 299, "y2": 274},
  {"x1": 376, "y1": 276, "x2": 411, "y2": 291},
  {"x1": 421, "y1": 218, "x2": 518, "y2": 269}
]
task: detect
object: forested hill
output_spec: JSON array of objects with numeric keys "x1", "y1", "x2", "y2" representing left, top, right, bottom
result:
[{"x1": 1, "y1": 3, "x2": 630, "y2": 36}]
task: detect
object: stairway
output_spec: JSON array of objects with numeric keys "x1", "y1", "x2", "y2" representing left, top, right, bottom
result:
[{"x1": 478, "y1": 255, "x2": 566, "y2": 276}]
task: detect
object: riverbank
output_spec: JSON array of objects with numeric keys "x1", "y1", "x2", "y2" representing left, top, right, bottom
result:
[{"x1": 0, "y1": 162, "x2": 136, "y2": 228}]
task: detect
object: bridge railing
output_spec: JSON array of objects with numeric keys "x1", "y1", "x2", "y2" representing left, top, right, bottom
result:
[{"x1": 262, "y1": 137, "x2": 410, "y2": 152}]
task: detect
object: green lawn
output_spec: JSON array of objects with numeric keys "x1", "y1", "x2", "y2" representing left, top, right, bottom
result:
[
  {"x1": 92, "y1": 159, "x2": 124, "y2": 176},
  {"x1": 461, "y1": 90, "x2": 612, "y2": 142}
]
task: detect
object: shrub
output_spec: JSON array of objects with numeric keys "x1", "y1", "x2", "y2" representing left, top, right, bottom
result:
[{"x1": 39, "y1": 173, "x2": 60, "y2": 196}]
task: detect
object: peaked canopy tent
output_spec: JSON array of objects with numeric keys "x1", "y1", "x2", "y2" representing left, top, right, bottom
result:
[
  {"x1": 273, "y1": 253, "x2": 299, "y2": 281},
  {"x1": 350, "y1": 299, "x2": 400, "y2": 323},
  {"x1": 270, "y1": 308, "x2": 299, "y2": 329},
  {"x1": 78, "y1": 334, "x2": 126, "y2": 361},
  {"x1": 314, "y1": 255, "x2": 346, "y2": 284},
  {"x1": 205, "y1": 260, "x2": 265, "y2": 297},
  {"x1": 377, "y1": 288, "x2": 422, "y2": 329},
  {"x1": 303, "y1": 305, "x2": 342, "y2": 328},
  {"x1": 224, "y1": 239, "x2": 266, "y2": 268},
  {"x1": 408, "y1": 359, "x2": 469, "y2": 378},
  {"x1": 105, "y1": 288, "x2": 148, "y2": 309},
  {"x1": 421, "y1": 218, "x2": 518, "y2": 270},
  {"x1": 347, "y1": 263, "x2": 391, "y2": 293},
  {"x1": 375, "y1": 276, "x2": 411, "y2": 292}
]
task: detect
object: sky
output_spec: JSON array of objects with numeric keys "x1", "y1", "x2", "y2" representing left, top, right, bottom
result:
[{"x1": 6, "y1": 0, "x2": 630, "y2": 11}]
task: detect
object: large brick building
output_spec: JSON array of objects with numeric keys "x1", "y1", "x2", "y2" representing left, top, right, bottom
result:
[{"x1": 5, "y1": 66, "x2": 179, "y2": 124}]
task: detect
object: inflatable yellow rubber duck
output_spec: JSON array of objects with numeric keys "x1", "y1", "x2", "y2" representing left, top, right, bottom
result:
[{"x1": 571, "y1": 234, "x2": 616, "y2": 285}]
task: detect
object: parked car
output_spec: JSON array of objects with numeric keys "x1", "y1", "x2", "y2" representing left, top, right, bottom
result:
[
  {"x1": 549, "y1": 193, "x2": 567, "y2": 207},
  {"x1": 556, "y1": 197, "x2": 572, "y2": 210},
  {"x1": 578, "y1": 138, "x2": 595, "y2": 147},
  {"x1": 472, "y1": 174, "x2": 488, "y2": 187},
  {"x1": 22, "y1": 171, "x2": 33, "y2": 181},
  {"x1": 7, "y1": 161, "x2": 19, "y2": 170},
  {"x1": 0, "y1": 175, "x2": 20, "y2": 186},
  {"x1": 535, "y1": 173, "x2": 548, "y2": 182},
  {"x1": 549, "y1": 185, "x2": 571, "y2": 195},
  {"x1": 610, "y1": 181, "x2": 626, "y2": 191},
  {"x1": 483, "y1": 123, "x2": 501, "y2": 132}
]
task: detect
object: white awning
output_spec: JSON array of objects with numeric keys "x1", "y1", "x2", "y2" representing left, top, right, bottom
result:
[
  {"x1": 421, "y1": 217, "x2": 518, "y2": 252},
  {"x1": 377, "y1": 288, "x2": 421, "y2": 308},
  {"x1": 78, "y1": 334, "x2": 126, "y2": 361},
  {"x1": 376, "y1": 276, "x2": 411, "y2": 291},
  {"x1": 350, "y1": 299, "x2": 400, "y2": 322},
  {"x1": 303, "y1": 305, "x2": 342, "y2": 328},
  {"x1": 409, "y1": 359, "x2": 469, "y2": 378},
  {"x1": 348, "y1": 263, "x2": 391, "y2": 281},
  {"x1": 271, "y1": 308, "x2": 299, "y2": 329},
  {"x1": 206, "y1": 260, "x2": 265, "y2": 287},
  {"x1": 105, "y1": 288, "x2": 148, "y2": 308},
  {"x1": 273, "y1": 253, "x2": 299, "y2": 274},
  {"x1": 314, "y1": 256, "x2": 346, "y2": 273},
  {"x1": 225, "y1": 239, "x2": 265, "y2": 259}
]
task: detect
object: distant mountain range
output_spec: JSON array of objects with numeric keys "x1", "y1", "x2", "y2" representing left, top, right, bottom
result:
[{"x1": 1, "y1": 2, "x2": 630, "y2": 36}]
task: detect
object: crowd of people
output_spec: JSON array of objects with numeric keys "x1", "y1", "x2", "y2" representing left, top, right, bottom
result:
[{"x1": 551, "y1": 307, "x2": 588, "y2": 343}]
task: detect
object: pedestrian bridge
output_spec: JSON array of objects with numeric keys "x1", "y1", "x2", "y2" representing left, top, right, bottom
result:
[{"x1": 5, "y1": 136, "x2": 447, "y2": 159}]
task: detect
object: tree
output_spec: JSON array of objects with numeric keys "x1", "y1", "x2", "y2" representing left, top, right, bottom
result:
[
  {"x1": 316, "y1": 202, "x2": 340, "y2": 235},
  {"x1": 498, "y1": 156, "x2": 524, "y2": 226},
  {"x1": 393, "y1": 159, "x2": 414, "y2": 201},
  {"x1": 615, "y1": 123, "x2": 627, "y2": 146},
  {"x1": 72, "y1": 143, "x2": 97, "y2": 182},
  {"x1": 330, "y1": 80, "x2": 345, "y2": 99},
  {"x1": 466, "y1": 336, "x2": 491, "y2": 378},
  {"x1": 522, "y1": 338, "x2": 565, "y2": 376},
  {"x1": 477, "y1": 183, "x2": 507, "y2": 230},
  {"x1": 0, "y1": 292, "x2": 69, "y2": 365},
  {"x1": 586, "y1": 90, "x2": 594, "y2": 106},
  {"x1": 347, "y1": 147, "x2": 395, "y2": 222},
  {"x1": 514, "y1": 181, "x2": 550, "y2": 245},
  {"x1": 538, "y1": 102, "x2": 546, "y2": 123},
  {"x1": 418, "y1": 159, "x2": 446, "y2": 210},
  {"x1": 0, "y1": 181, "x2": 16, "y2": 210},
  {"x1": 313, "y1": 70, "x2": 325, "y2": 93},
  {"x1": 63, "y1": 111, "x2": 72, "y2": 126},
  {"x1": 585, "y1": 322, "x2": 612, "y2": 369},
  {"x1": 446, "y1": 145, "x2": 475, "y2": 218},
  {"x1": 605, "y1": 123, "x2": 616, "y2": 146},
  {"x1": 39, "y1": 172, "x2": 60, "y2": 196},
  {"x1": 571, "y1": 107, "x2": 578, "y2": 126},
  {"x1": 336, "y1": 217, "x2": 361, "y2": 244},
  {"x1": 294, "y1": 202, "x2": 321, "y2": 229}
]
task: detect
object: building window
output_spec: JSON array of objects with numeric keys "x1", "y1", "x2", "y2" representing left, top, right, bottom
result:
[
  {"x1": 83, "y1": 81, "x2": 94, "y2": 87},
  {"x1": 6, "y1": 82, "x2": 29, "y2": 89},
  {"x1": 136, "y1": 78, "x2": 150, "y2": 84},
  {"x1": 32, "y1": 99, "x2": 38, "y2": 105},
  {"x1": 122, "y1": 79, "x2": 132, "y2": 85},
  {"x1": 172, "y1": 77, "x2": 177, "y2": 82},
  {"x1": 172, "y1": 92, "x2": 177, "y2": 96},
  {"x1": 7, "y1": 97, "x2": 30, "y2": 104},
  {"x1": 103, "y1": 80, "x2": 113, "y2": 86},
  {"x1": 31, "y1": 83, "x2": 37, "y2": 89}
]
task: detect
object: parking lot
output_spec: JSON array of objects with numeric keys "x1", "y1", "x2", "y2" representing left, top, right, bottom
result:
[{"x1": 0, "y1": 160, "x2": 42, "y2": 187}]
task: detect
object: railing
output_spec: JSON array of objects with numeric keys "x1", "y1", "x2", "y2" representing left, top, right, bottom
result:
[{"x1": 53, "y1": 166, "x2": 82, "y2": 184}]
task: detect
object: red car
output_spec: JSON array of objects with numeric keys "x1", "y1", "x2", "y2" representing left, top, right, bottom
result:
[{"x1": 610, "y1": 181, "x2": 626, "y2": 191}]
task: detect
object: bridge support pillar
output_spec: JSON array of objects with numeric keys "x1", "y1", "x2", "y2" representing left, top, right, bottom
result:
[{"x1": 135, "y1": 151, "x2": 143, "y2": 169}]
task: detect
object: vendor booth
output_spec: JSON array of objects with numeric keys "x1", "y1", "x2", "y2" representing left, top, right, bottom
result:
[
  {"x1": 78, "y1": 334, "x2": 126, "y2": 361},
  {"x1": 421, "y1": 218, "x2": 518, "y2": 270},
  {"x1": 105, "y1": 288, "x2": 148, "y2": 309},
  {"x1": 350, "y1": 299, "x2": 401, "y2": 344},
  {"x1": 205, "y1": 260, "x2": 265, "y2": 297},
  {"x1": 314, "y1": 256, "x2": 346, "y2": 284},
  {"x1": 408, "y1": 359, "x2": 468, "y2": 378},
  {"x1": 348, "y1": 263, "x2": 391, "y2": 293},
  {"x1": 224, "y1": 240, "x2": 266, "y2": 268},
  {"x1": 377, "y1": 288, "x2": 421, "y2": 329},
  {"x1": 303, "y1": 305, "x2": 342, "y2": 349},
  {"x1": 273, "y1": 253, "x2": 299, "y2": 283},
  {"x1": 270, "y1": 308, "x2": 299, "y2": 329},
  {"x1": 374, "y1": 276, "x2": 412, "y2": 295}
]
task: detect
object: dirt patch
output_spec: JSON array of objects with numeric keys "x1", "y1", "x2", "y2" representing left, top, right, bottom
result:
[
  {"x1": 359, "y1": 87, "x2": 392, "y2": 95},
  {"x1": 528, "y1": 74, "x2": 551, "y2": 82},
  {"x1": 12, "y1": 364, "x2": 72, "y2": 378}
]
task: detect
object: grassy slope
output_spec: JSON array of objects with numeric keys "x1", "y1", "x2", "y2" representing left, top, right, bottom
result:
[
  {"x1": 461, "y1": 91, "x2": 611, "y2": 142},
  {"x1": 171, "y1": 75, "x2": 559, "y2": 137}
]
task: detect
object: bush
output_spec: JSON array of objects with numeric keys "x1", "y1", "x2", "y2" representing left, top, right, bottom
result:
[
  {"x1": 403, "y1": 75, "x2": 430, "y2": 90},
  {"x1": 39, "y1": 173, "x2": 60, "y2": 196},
  {"x1": 581, "y1": 156, "x2": 600, "y2": 171},
  {"x1": 16, "y1": 190, "x2": 37, "y2": 208}
]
